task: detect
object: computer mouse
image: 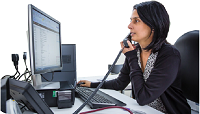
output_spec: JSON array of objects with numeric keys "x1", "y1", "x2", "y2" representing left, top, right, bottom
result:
[{"x1": 77, "y1": 82, "x2": 85, "y2": 87}]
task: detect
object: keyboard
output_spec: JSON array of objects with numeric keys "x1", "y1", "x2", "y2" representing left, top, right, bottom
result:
[{"x1": 75, "y1": 87, "x2": 126, "y2": 109}]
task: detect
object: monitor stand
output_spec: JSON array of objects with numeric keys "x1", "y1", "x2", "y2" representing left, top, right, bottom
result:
[
  {"x1": 32, "y1": 74, "x2": 60, "y2": 90},
  {"x1": 32, "y1": 74, "x2": 42, "y2": 86}
]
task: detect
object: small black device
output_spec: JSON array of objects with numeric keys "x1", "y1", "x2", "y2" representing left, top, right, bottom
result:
[
  {"x1": 57, "y1": 90, "x2": 73, "y2": 109},
  {"x1": 123, "y1": 33, "x2": 132, "y2": 48}
]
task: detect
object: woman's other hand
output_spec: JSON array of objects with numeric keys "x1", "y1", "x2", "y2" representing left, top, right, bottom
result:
[{"x1": 77, "y1": 80, "x2": 91, "y2": 87}]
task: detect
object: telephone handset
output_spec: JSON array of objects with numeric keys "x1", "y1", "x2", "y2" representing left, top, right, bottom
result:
[{"x1": 123, "y1": 33, "x2": 132, "y2": 48}]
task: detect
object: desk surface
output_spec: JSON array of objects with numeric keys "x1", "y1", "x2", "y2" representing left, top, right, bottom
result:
[
  {"x1": 50, "y1": 75, "x2": 163, "y2": 114},
  {"x1": 50, "y1": 89, "x2": 163, "y2": 114}
]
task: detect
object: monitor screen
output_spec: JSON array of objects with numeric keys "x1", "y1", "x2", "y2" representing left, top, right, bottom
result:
[{"x1": 28, "y1": 4, "x2": 62, "y2": 75}]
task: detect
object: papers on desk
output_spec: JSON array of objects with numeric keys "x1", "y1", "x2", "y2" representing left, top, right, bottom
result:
[
  {"x1": 6, "y1": 99, "x2": 38, "y2": 114},
  {"x1": 6, "y1": 99, "x2": 22, "y2": 114}
]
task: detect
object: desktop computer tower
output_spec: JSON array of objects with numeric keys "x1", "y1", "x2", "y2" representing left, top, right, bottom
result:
[{"x1": 36, "y1": 44, "x2": 76, "y2": 108}]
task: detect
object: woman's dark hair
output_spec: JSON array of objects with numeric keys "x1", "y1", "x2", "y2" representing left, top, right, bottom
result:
[{"x1": 134, "y1": 1, "x2": 170, "y2": 53}]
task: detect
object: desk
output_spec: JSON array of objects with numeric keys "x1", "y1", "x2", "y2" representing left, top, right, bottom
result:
[
  {"x1": 50, "y1": 76, "x2": 163, "y2": 114},
  {"x1": 50, "y1": 89, "x2": 163, "y2": 114}
]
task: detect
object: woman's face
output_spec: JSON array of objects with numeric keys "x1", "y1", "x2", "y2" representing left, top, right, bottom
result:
[{"x1": 128, "y1": 9, "x2": 153, "y2": 45}]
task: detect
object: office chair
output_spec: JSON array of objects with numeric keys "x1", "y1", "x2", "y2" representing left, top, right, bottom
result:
[
  {"x1": 108, "y1": 64, "x2": 123, "y2": 75},
  {"x1": 174, "y1": 30, "x2": 199, "y2": 113}
]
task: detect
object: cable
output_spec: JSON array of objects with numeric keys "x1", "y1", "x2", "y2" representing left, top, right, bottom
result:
[
  {"x1": 23, "y1": 60, "x2": 28, "y2": 80},
  {"x1": 80, "y1": 106, "x2": 133, "y2": 114},
  {"x1": 12, "y1": 71, "x2": 18, "y2": 78},
  {"x1": 20, "y1": 52, "x2": 31, "y2": 81},
  {"x1": 1, "y1": 71, "x2": 18, "y2": 79},
  {"x1": 40, "y1": 72, "x2": 54, "y2": 82},
  {"x1": 17, "y1": 60, "x2": 31, "y2": 81},
  {"x1": 25, "y1": 73, "x2": 32, "y2": 82},
  {"x1": 13, "y1": 65, "x2": 20, "y2": 79},
  {"x1": 73, "y1": 47, "x2": 124, "y2": 114},
  {"x1": 17, "y1": 71, "x2": 31, "y2": 80}
]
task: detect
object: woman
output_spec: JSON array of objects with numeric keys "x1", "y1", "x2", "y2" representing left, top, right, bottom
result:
[{"x1": 78, "y1": 1, "x2": 191, "y2": 113}]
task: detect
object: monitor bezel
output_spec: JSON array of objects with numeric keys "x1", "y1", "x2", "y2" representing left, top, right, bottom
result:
[{"x1": 28, "y1": 4, "x2": 62, "y2": 75}]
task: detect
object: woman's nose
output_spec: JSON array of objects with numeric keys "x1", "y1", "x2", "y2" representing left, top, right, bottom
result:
[{"x1": 128, "y1": 22, "x2": 133, "y2": 29}]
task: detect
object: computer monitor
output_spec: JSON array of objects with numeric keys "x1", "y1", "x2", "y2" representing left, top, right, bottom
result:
[{"x1": 28, "y1": 4, "x2": 62, "y2": 75}]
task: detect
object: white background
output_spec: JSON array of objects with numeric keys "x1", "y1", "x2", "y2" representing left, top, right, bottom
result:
[{"x1": 0, "y1": 0, "x2": 199, "y2": 80}]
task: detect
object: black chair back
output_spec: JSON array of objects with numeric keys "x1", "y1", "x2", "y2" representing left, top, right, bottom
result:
[{"x1": 174, "y1": 30, "x2": 199, "y2": 103}]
